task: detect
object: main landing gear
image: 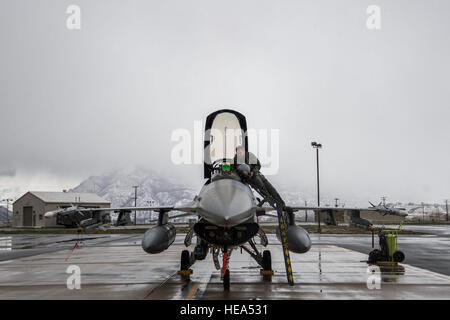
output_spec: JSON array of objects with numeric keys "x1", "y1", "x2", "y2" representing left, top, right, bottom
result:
[
  {"x1": 262, "y1": 250, "x2": 272, "y2": 270},
  {"x1": 177, "y1": 249, "x2": 193, "y2": 280},
  {"x1": 260, "y1": 250, "x2": 274, "y2": 280},
  {"x1": 178, "y1": 237, "x2": 209, "y2": 280},
  {"x1": 178, "y1": 237, "x2": 274, "y2": 291},
  {"x1": 240, "y1": 239, "x2": 274, "y2": 281}
]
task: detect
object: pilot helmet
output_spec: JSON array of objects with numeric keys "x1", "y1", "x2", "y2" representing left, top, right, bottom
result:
[{"x1": 237, "y1": 163, "x2": 251, "y2": 176}]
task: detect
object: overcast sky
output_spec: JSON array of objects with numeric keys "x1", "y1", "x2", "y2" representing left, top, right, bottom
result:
[{"x1": 0, "y1": 0, "x2": 449, "y2": 204}]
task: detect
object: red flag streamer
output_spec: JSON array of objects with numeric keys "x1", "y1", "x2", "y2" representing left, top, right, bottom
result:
[
  {"x1": 65, "y1": 241, "x2": 79, "y2": 262},
  {"x1": 222, "y1": 252, "x2": 228, "y2": 275}
]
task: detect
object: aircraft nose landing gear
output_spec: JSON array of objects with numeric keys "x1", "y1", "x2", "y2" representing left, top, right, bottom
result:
[
  {"x1": 221, "y1": 247, "x2": 231, "y2": 291},
  {"x1": 223, "y1": 269, "x2": 230, "y2": 291}
]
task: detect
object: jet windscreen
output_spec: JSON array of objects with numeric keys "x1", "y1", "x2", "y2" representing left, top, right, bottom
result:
[{"x1": 206, "y1": 112, "x2": 244, "y2": 164}]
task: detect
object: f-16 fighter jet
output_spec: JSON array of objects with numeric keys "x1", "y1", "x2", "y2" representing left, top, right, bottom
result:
[{"x1": 45, "y1": 109, "x2": 406, "y2": 289}]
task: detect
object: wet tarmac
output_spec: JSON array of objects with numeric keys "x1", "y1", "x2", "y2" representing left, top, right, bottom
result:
[{"x1": 0, "y1": 230, "x2": 449, "y2": 299}]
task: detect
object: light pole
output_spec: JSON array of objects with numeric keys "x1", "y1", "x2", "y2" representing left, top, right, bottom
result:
[
  {"x1": 421, "y1": 202, "x2": 425, "y2": 223},
  {"x1": 311, "y1": 141, "x2": 322, "y2": 233},
  {"x1": 304, "y1": 200, "x2": 308, "y2": 222},
  {"x1": 445, "y1": 200, "x2": 449, "y2": 222},
  {"x1": 133, "y1": 186, "x2": 138, "y2": 225},
  {"x1": 147, "y1": 200, "x2": 155, "y2": 223}
]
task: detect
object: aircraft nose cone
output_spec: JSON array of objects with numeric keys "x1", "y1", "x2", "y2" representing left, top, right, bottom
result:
[{"x1": 199, "y1": 179, "x2": 254, "y2": 226}]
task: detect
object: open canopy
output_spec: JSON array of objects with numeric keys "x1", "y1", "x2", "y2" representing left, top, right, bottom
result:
[{"x1": 204, "y1": 109, "x2": 248, "y2": 179}]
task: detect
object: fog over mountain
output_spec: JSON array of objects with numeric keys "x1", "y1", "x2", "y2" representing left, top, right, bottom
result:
[
  {"x1": 67, "y1": 166, "x2": 332, "y2": 222},
  {"x1": 71, "y1": 166, "x2": 196, "y2": 207},
  {"x1": 69, "y1": 166, "x2": 448, "y2": 221},
  {"x1": 1, "y1": 165, "x2": 446, "y2": 224},
  {"x1": 69, "y1": 166, "x2": 342, "y2": 208},
  {"x1": 0, "y1": 207, "x2": 11, "y2": 222}
]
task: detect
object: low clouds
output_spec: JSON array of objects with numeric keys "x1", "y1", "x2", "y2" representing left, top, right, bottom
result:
[
  {"x1": 0, "y1": 169, "x2": 15, "y2": 177},
  {"x1": 0, "y1": 0, "x2": 449, "y2": 202}
]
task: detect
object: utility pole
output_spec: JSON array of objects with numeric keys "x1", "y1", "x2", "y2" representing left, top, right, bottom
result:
[
  {"x1": 445, "y1": 200, "x2": 449, "y2": 222},
  {"x1": 304, "y1": 200, "x2": 308, "y2": 222},
  {"x1": 422, "y1": 202, "x2": 425, "y2": 223},
  {"x1": 133, "y1": 186, "x2": 138, "y2": 225},
  {"x1": 1, "y1": 198, "x2": 13, "y2": 223},
  {"x1": 147, "y1": 200, "x2": 155, "y2": 223},
  {"x1": 311, "y1": 142, "x2": 322, "y2": 233}
]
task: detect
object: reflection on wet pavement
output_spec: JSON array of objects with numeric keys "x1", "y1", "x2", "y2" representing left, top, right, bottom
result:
[{"x1": 0, "y1": 233, "x2": 449, "y2": 299}]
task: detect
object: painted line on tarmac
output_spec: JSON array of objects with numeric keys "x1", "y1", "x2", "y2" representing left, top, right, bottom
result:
[
  {"x1": 405, "y1": 264, "x2": 450, "y2": 282},
  {"x1": 185, "y1": 281, "x2": 201, "y2": 300},
  {"x1": 328, "y1": 244, "x2": 364, "y2": 255},
  {"x1": 191, "y1": 256, "x2": 215, "y2": 300},
  {"x1": 143, "y1": 271, "x2": 178, "y2": 299}
]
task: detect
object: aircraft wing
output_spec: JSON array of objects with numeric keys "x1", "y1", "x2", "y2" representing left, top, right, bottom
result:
[
  {"x1": 257, "y1": 205, "x2": 406, "y2": 216},
  {"x1": 76, "y1": 203, "x2": 198, "y2": 214},
  {"x1": 257, "y1": 205, "x2": 406, "y2": 230},
  {"x1": 147, "y1": 212, "x2": 197, "y2": 223},
  {"x1": 48, "y1": 202, "x2": 199, "y2": 228},
  {"x1": 288, "y1": 206, "x2": 407, "y2": 217},
  {"x1": 77, "y1": 202, "x2": 198, "y2": 221}
]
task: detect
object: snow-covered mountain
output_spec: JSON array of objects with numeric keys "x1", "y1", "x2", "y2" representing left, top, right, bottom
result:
[
  {"x1": 70, "y1": 166, "x2": 197, "y2": 222},
  {"x1": 69, "y1": 167, "x2": 353, "y2": 223},
  {"x1": 0, "y1": 206, "x2": 11, "y2": 222},
  {"x1": 2, "y1": 165, "x2": 442, "y2": 224}
]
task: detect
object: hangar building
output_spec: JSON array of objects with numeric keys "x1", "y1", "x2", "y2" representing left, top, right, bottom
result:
[{"x1": 12, "y1": 191, "x2": 110, "y2": 227}]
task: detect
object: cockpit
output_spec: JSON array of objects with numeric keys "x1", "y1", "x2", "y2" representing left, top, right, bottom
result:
[
  {"x1": 210, "y1": 159, "x2": 242, "y2": 183},
  {"x1": 203, "y1": 109, "x2": 249, "y2": 183}
]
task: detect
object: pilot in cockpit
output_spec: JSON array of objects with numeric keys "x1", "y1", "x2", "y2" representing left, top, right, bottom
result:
[{"x1": 232, "y1": 145, "x2": 290, "y2": 213}]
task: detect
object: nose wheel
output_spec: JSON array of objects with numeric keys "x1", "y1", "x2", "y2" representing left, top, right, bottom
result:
[
  {"x1": 221, "y1": 248, "x2": 231, "y2": 291},
  {"x1": 223, "y1": 269, "x2": 230, "y2": 290}
]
